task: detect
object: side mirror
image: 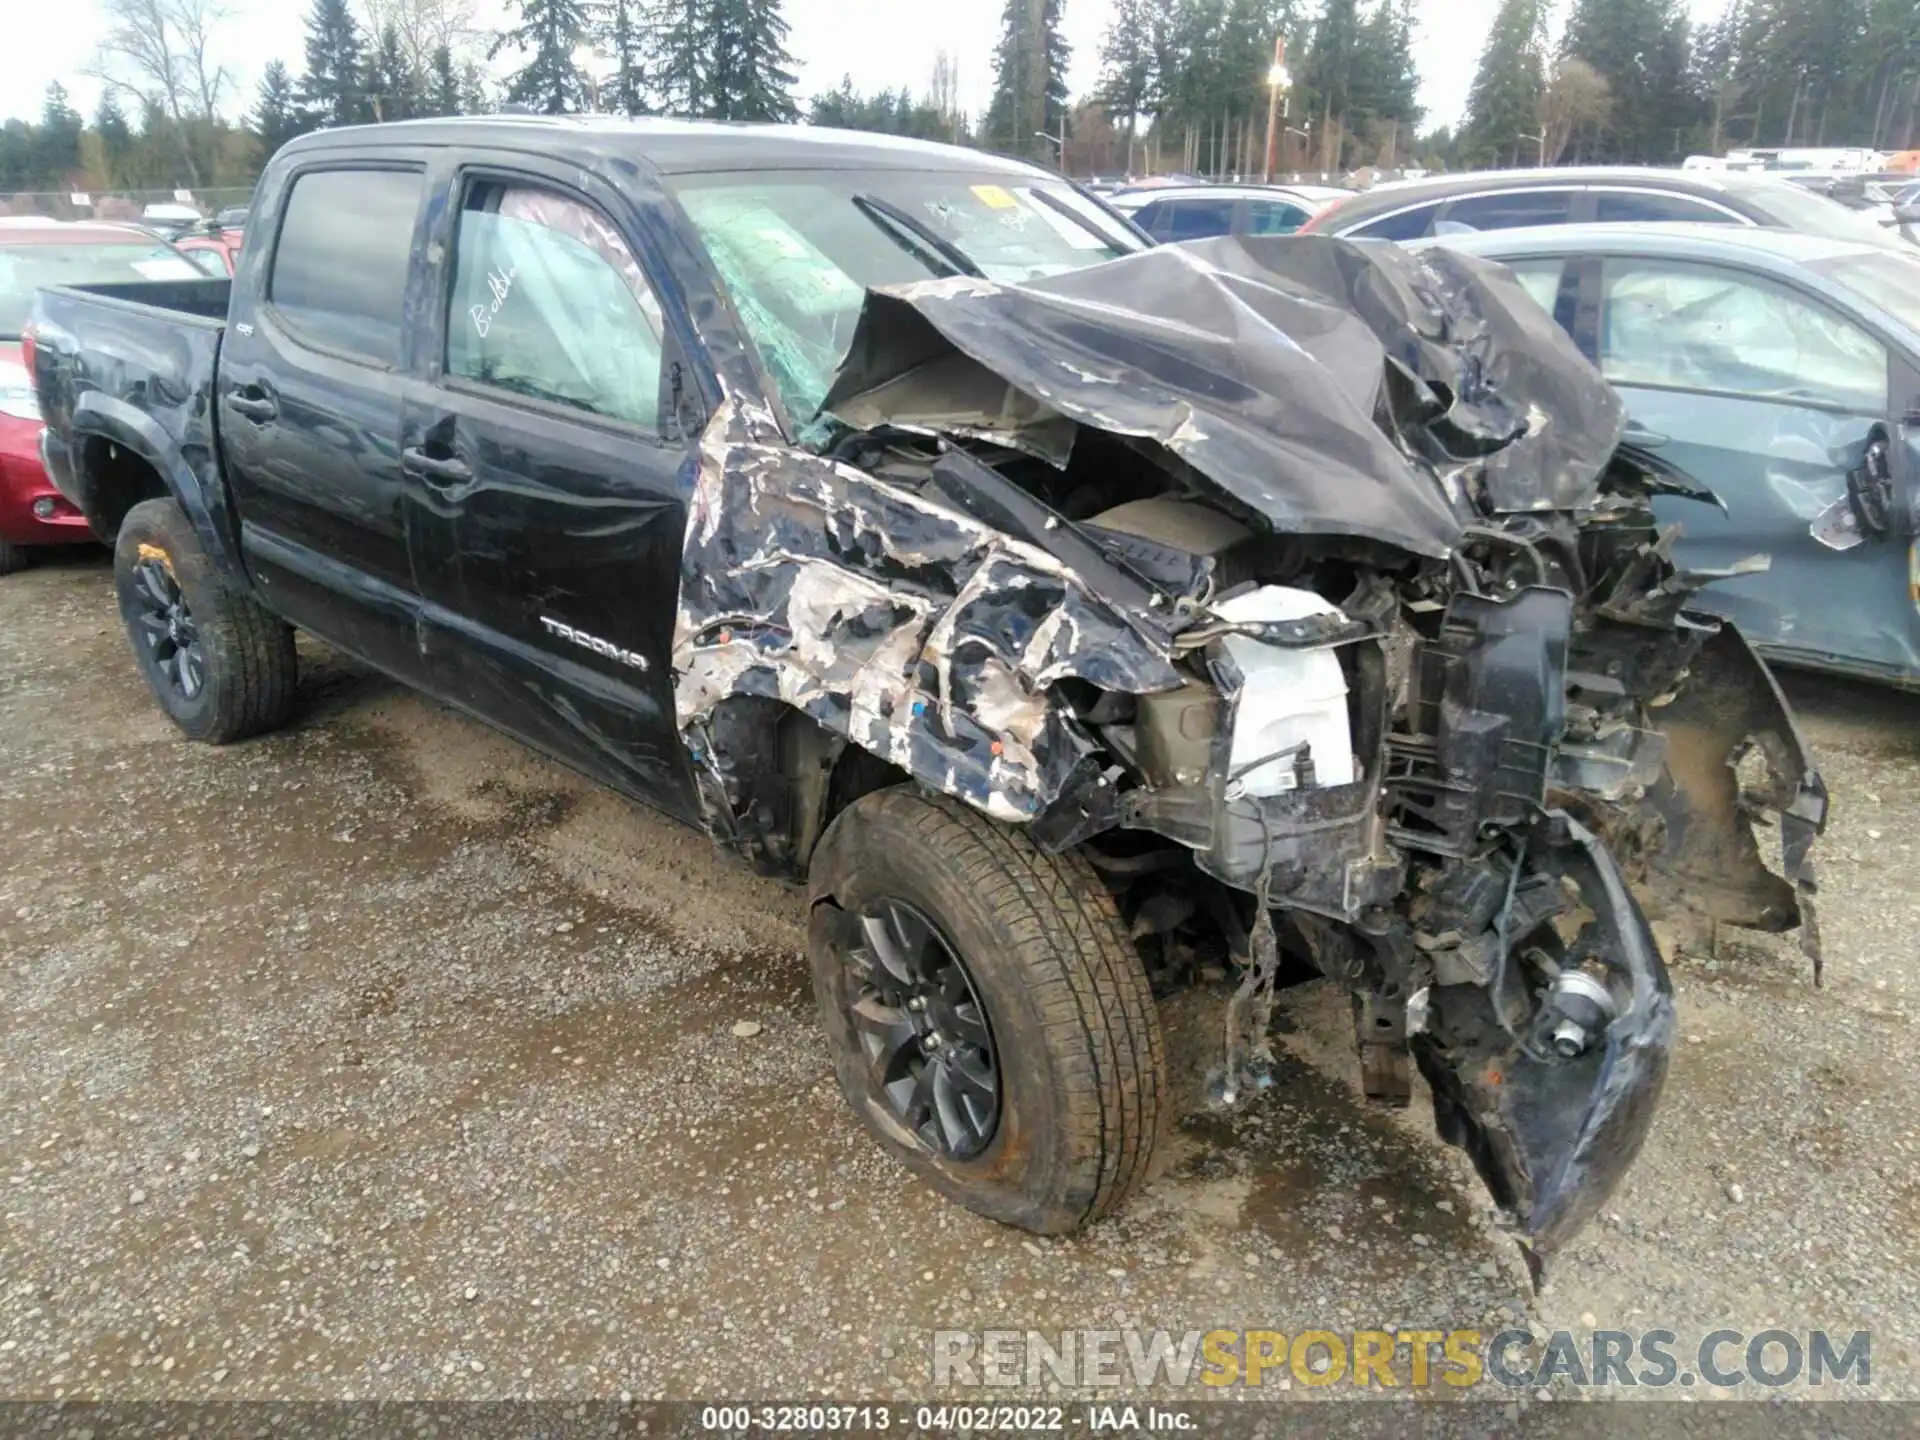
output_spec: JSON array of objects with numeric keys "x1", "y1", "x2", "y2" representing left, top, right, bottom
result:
[{"x1": 1817, "y1": 420, "x2": 1920, "y2": 549}]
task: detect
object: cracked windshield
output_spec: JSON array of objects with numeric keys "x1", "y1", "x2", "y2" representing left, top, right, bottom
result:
[{"x1": 672, "y1": 173, "x2": 1138, "y2": 422}]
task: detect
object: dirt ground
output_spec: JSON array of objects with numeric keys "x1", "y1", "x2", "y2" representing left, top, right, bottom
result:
[{"x1": 2, "y1": 550, "x2": 1917, "y2": 1406}]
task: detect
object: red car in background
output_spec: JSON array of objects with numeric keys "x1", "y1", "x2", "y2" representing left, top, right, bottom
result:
[
  {"x1": 172, "y1": 225, "x2": 245, "y2": 277},
  {"x1": 0, "y1": 219, "x2": 203, "y2": 573}
]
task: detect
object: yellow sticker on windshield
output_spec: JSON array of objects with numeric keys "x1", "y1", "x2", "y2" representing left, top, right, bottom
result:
[{"x1": 971, "y1": 184, "x2": 1019, "y2": 210}]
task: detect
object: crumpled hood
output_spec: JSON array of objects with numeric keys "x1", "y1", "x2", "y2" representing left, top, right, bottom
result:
[{"x1": 821, "y1": 235, "x2": 1627, "y2": 559}]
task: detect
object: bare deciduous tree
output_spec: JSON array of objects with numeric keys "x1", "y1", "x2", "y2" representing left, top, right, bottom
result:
[
  {"x1": 1540, "y1": 56, "x2": 1612, "y2": 164},
  {"x1": 358, "y1": 0, "x2": 481, "y2": 77},
  {"x1": 86, "y1": 0, "x2": 233, "y2": 185}
]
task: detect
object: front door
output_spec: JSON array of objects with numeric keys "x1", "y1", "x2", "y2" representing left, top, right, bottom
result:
[
  {"x1": 1589, "y1": 255, "x2": 1919, "y2": 680},
  {"x1": 220, "y1": 162, "x2": 430, "y2": 682},
  {"x1": 402, "y1": 166, "x2": 702, "y2": 818}
]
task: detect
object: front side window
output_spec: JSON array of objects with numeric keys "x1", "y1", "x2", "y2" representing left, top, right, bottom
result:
[
  {"x1": 269, "y1": 167, "x2": 423, "y2": 365},
  {"x1": 445, "y1": 182, "x2": 667, "y2": 430},
  {"x1": 1348, "y1": 202, "x2": 1442, "y2": 241},
  {"x1": 1600, "y1": 258, "x2": 1888, "y2": 411},
  {"x1": 671, "y1": 170, "x2": 1138, "y2": 423},
  {"x1": 1437, "y1": 190, "x2": 1574, "y2": 234},
  {"x1": 1242, "y1": 199, "x2": 1312, "y2": 236}
]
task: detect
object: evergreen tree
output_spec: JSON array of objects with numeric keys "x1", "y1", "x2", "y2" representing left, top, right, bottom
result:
[
  {"x1": 94, "y1": 91, "x2": 134, "y2": 183},
  {"x1": 1559, "y1": 0, "x2": 1700, "y2": 163},
  {"x1": 1460, "y1": 0, "x2": 1545, "y2": 166},
  {"x1": 37, "y1": 83, "x2": 85, "y2": 185},
  {"x1": 460, "y1": 61, "x2": 494, "y2": 115},
  {"x1": 428, "y1": 44, "x2": 464, "y2": 116},
  {"x1": 984, "y1": 0, "x2": 1070, "y2": 159},
  {"x1": 492, "y1": 0, "x2": 590, "y2": 114},
  {"x1": 367, "y1": 21, "x2": 425, "y2": 122},
  {"x1": 707, "y1": 0, "x2": 799, "y2": 121},
  {"x1": 252, "y1": 60, "x2": 307, "y2": 157},
  {"x1": 302, "y1": 0, "x2": 370, "y2": 127},
  {"x1": 601, "y1": 0, "x2": 649, "y2": 116},
  {"x1": 1303, "y1": 0, "x2": 1360, "y2": 165},
  {"x1": 1098, "y1": 0, "x2": 1157, "y2": 155},
  {"x1": 646, "y1": 0, "x2": 708, "y2": 116}
]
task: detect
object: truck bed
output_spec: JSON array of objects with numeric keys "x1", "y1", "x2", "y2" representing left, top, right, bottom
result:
[{"x1": 46, "y1": 276, "x2": 231, "y2": 326}]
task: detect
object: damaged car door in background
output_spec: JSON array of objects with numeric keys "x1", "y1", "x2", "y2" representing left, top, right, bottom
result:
[{"x1": 1427, "y1": 226, "x2": 1920, "y2": 689}]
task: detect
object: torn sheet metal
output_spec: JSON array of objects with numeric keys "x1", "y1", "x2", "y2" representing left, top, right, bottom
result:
[
  {"x1": 671, "y1": 396, "x2": 1184, "y2": 832},
  {"x1": 820, "y1": 236, "x2": 1628, "y2": 556}
]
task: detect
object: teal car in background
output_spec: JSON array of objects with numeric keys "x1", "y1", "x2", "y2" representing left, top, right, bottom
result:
[{"x1": 1424, "y1": 223, "x2": 1920, "y2": 687}]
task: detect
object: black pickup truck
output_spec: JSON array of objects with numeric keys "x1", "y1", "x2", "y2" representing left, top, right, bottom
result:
[{"x1": 31, "y1": 117, "x2": 1828, "y2": 1267}]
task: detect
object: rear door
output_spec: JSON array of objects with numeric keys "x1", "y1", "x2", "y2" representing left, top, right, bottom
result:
[
  {"x1": 1586, "y1": 255, "x2": 1917, "y2": 677},
  {"x1": 402, "y1": 158, "x2": 703, "y2": 818},
  {"x1": 220, "y1": 161, "x2": 429, "y2": 681}
]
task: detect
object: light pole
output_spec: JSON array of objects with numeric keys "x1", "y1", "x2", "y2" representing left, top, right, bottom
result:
[
  {"x1": 1034, "y1": 128, "x2": 1066, "y2": 174},
  {"x1": 1262, "y1": 38, "x2": 1290, "y2": 184}
]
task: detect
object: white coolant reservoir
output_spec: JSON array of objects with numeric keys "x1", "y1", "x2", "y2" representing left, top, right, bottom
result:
[{"x1": 1212, "y1": 586, "x2": 1356, "y2": 798}]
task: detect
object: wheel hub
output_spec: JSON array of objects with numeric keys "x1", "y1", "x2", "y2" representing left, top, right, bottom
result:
[
  {"x1": 844, "y1": 899, "x2": 1000, "y2": 1161},
  {"x1": 131, "y1": 558, "x2": 206, "y2": 701}
]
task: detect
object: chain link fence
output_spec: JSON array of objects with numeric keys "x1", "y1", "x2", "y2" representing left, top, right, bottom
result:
[{"x1": 0, "y1": 187, "x2": 257, "y2": 224}]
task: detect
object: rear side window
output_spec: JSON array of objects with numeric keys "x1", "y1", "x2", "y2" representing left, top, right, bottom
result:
[
  {"x1": 269, "y1": 168, "x2": 423, "y2": 366},
  {"x1": 1348, "y1": 202, "x2": 1442, "y2": 241},
  {"x1": 1155, "y1": 198, "x2": 1235, "y2": 242},
  {"x1": 1437, "y1": 190, "x2": 1573, "y2": 233},
  {"x1": 1505, "y1": 258, "x2": 1569, "y2": 318},
  {"x1": 1243, "y1": 199, "x2": 1312, "y2": 236},
  {"x1": 1593, "y1": 190, "x2": 1742, "y2": 224}
]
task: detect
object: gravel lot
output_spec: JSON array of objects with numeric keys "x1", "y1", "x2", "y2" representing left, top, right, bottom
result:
[{"x1": 2, "y1": 550, "x2": 1916, "y2": 1405}]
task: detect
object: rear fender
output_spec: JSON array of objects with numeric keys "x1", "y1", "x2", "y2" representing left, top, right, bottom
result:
[{"x1": 71, "y1": 392, "x2": 246, "y2": 584}]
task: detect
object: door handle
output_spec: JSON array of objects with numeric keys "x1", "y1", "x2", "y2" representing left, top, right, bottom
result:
[
  {"x1": 402, "y1": 446, "x2": 474, "y2": 487},
  {"x1": 1622, "y1": 422, "x2": 1670, "y2": 449},
  {"x1": 227, "y1": 387, "x2": 278, "y2": 422}
]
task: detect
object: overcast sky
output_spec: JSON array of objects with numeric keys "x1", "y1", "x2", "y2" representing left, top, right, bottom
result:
[{"x1": 8, "y1": 0, "x2": 1729, "y2": 134}]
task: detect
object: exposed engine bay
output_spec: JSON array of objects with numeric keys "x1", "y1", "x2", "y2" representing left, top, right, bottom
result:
[{"x1": 670, "y1": 235, "x2": 1828, "y2": 1267}]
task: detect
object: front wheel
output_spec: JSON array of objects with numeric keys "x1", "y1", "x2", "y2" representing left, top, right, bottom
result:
[
  {"x1": 113, "y1": 498, "x2": 297, "y2": 743},
  {"x1": 0, "y1": 537, "x2": 32, "y2": 575},
  {"x1": 807, "y1": 786, "x2": 1166, "y2": 1234}
]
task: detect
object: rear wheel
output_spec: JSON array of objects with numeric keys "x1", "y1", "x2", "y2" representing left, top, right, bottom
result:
[
  {"x1": 808, "y1": 785, "x2": 1166, "y2": 1233},
  {"x1": 113, "y1": 498, "x2": 297, "y2": 743}
]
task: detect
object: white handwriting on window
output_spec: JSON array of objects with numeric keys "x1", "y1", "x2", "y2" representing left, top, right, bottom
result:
[{"x1": 469, "y1": 265, "x2": 517, "y2": 338}]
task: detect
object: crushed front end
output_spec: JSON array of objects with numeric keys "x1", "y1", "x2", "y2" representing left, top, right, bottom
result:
[{"x1": 680, "y1": 235, "x2": 1828, "y2": 1264}]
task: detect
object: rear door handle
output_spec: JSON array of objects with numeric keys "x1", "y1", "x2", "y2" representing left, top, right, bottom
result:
[
  {"x1": 227, "y1": 387, "x2": 278, "y2": 422},
  {"x1": 402, "y1": 446, "x2": 474, "y2": 487}
]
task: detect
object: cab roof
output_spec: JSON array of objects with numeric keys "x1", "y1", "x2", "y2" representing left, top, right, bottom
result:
[{"x1": 280, "y1": 115, "x2": 1058, "y2": 180}]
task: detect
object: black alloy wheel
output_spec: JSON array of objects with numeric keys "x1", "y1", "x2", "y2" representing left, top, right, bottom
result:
[
  {"x1": 130, "y1": 555, "x2": 207, "y2": 701},
  {"x1": 845, "y1": 898, "x2": 1000, "y2": 1161}
]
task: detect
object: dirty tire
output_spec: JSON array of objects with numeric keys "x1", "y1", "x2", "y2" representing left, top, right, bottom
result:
[
  {"x1": 808, "y1": 785, "x2": 1165, "y2": 1234},
  {"x1": 113, "y1": 498, "x2": 297, "y2": 743},
  {"x1": 0, "y1": 537, "x2": 31, "y2": 575}
]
